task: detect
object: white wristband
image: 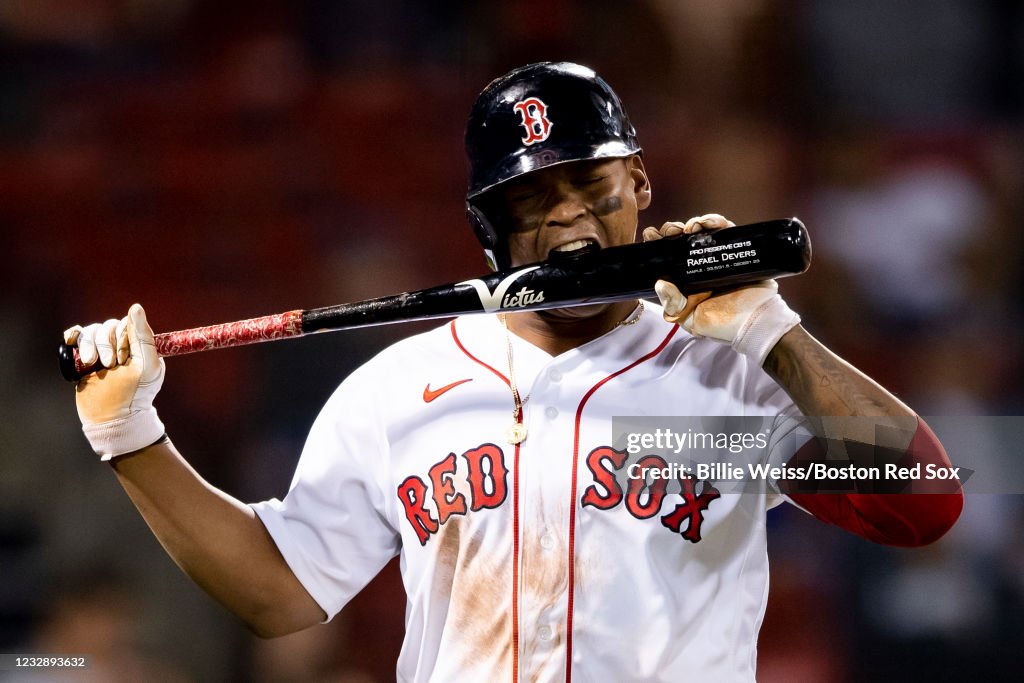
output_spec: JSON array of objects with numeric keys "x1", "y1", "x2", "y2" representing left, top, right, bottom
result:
[
  {"x1": 82, "y1": 408, "x2": 166, "y2": 461},
  {"x1": 732, "y1": 294, "x2": 801, "y2": 366}
]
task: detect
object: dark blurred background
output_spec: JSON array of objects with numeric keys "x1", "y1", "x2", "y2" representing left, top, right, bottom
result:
[{"x1": 1, "y1": 1, "x2": 1022, "y2": 680}]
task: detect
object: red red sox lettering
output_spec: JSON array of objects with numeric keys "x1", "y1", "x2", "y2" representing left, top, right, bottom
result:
[
  {"x1": 396, "y1": 444, "x2": 720, "y2": 545},
  {"x1": 581, "y1": 446, "x2": 721, "y2": 543},
  {"x1": 397, "y1": 444, "x2": 509, "y2": 545}
]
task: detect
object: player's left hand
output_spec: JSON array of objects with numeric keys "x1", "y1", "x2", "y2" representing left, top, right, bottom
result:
[{"x1": 643, "y1": 214, "x2": 801, "y2": 366}]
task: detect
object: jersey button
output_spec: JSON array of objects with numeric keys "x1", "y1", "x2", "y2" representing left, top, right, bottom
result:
[
  {"x1": 538, "y1": 625, "x2": 553, "y2": 641},
  {"x1": 549, "y1": 369, "x2": 563, "y2": 382},
  {"x1": 540, "y1": 532, "x2": 555, "y2": 550},
  {"x1": 544, "y1": 406, "x2": 558, "y2": 420}
]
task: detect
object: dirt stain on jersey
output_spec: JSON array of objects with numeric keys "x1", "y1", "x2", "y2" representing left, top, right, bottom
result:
[
  {"x1": 520, "y1": 525, "x2": 567, "y2": 606},
  {"x1": 516, "y1": 504, "x2": 574, "y2": 679},
  {"x1": 433, "y1": 517, "x2": 513, "y2": 677}
]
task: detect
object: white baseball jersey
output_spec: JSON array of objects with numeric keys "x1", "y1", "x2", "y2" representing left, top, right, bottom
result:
[{"x1": 252, "y1": 301, "x2": 804, "y2": 683}]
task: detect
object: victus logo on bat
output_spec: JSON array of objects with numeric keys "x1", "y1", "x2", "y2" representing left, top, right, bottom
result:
[{"x1": 457, "y1": 266, "x2": 546, "y2": 312}]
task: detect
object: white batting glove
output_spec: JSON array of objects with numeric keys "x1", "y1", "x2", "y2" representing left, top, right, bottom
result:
[
  {"x1": 63, "y1": 303, "x2": 166, "y2": 460},
  {"x1": 644, "y1": 214, "x2": 801, "y2": 366}
]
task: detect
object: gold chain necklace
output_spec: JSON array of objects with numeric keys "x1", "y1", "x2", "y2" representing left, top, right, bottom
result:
[{"x1": 500, "y1": 302, "x2": 644, "y2": 444}]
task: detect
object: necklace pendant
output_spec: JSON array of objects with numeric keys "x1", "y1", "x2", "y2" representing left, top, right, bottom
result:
[{"x1": 507, "y1": 422, "x2": 527, "y2": 444}]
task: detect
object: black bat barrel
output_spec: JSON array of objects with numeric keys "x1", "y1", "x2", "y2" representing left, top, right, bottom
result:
[
  {"x1": 300, "y1": 218, "x2": 811, "y2": 332},
  {"x1": 61, "y1": 218, "x2": 811, "y2": 382}
]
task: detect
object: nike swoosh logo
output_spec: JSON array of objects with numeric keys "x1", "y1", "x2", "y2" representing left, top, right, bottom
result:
[{"x1": 423, "y1": 378, "x2": 473, "y2": 403}]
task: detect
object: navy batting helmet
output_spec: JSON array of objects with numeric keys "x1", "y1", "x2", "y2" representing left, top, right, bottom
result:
[{"x1": 464, "y1": 62, "x2": 641, "y2": 270}]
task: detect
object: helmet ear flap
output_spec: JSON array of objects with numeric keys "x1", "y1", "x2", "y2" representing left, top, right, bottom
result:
[{"x1": 467, "y1": 203, "x2": 508, "y2": 271}]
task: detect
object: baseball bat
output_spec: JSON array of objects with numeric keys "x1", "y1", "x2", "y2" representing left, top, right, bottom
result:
[{"x1": 59, "y1": 218, "x2": 811, "y2": 382}]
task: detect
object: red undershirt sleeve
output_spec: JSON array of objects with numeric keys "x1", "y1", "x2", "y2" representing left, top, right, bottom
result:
[{"x1": 781, "y1": 417, "x2": 963, "y2": 547}]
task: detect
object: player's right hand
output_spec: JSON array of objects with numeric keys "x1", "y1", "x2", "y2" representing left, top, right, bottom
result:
[
  {"x1": 645, "y1": 214, "x2": 801, "y2": 367},
  {"x1": 63, "y1": 303, "x2": 166, "y2": 461}
]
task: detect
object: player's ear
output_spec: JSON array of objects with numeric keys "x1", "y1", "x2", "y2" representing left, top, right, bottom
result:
[{"x1": 628, "y1": 155, "x2": 651, "y2": 210}]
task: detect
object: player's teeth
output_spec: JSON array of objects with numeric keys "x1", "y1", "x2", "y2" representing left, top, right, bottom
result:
[{"x1": 555, "y1": 239, "x2": 592, "y2": 252}]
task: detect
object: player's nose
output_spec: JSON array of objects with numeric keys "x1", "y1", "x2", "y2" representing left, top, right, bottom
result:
[{"x1": 544, "y1": 187, "x2": 587, "y2": 227}]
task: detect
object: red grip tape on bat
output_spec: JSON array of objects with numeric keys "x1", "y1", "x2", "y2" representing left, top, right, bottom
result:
[{"x1": 60, "y1": 310, "x2": 304, "y2": 381}]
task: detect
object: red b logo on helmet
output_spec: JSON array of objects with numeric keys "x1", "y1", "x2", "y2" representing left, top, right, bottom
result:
[{"x1": 513, "y1": 97, "x2": 552, "y2": 146}]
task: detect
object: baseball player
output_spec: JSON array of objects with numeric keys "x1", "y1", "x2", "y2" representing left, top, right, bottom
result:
[{"x1": 64, "y1": 62, "x2": 963, "y2": 682}]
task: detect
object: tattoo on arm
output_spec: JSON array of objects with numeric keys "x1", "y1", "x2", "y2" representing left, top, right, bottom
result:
[
  {"x1": 764, "y1": 326, "x2": 919, "y2": 472},
  {"x1": 763, "y1": 326, "x2": 909, "y2": 418}
]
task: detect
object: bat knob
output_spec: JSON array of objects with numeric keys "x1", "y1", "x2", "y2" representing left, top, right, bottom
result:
[{"x1": 58, "y1": 342, "x2": 99, "y2": 382}]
